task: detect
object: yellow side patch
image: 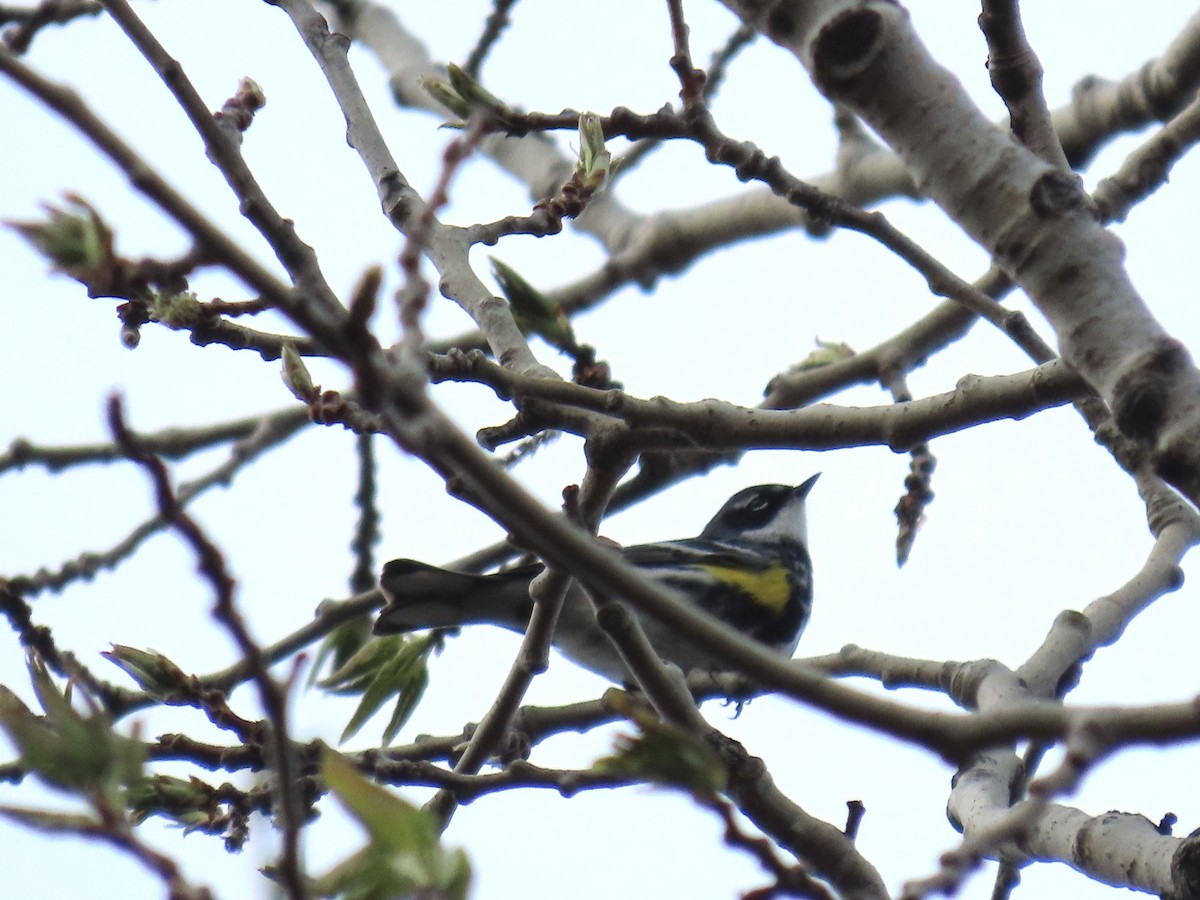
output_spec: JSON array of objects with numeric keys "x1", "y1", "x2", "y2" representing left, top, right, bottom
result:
[{"x1": 698, "y1": 564, "x2": 791, "y2": 614}]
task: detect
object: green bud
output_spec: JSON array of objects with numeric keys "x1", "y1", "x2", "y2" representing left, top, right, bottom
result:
[
  {"x1": 150, "y1": 290, "x2": 205, "y2": 329},
  {"x1": 576, "y1": 112, "x2": 612, "y2": 190},
  {"x1": 445, "y1": 63, "x2": 509, "y2": 115},
  {"x1": 281, "y1": 342, "x2": 318, "y2": 403},
  {"x1": 791, "y1": 337, "x2": 856, "y2": 372},
  {"x1": 102, "y1": 644, "x2": 188, "y2": 698},
  {"x1": 125, "y1": 774, "x2": 212, "y2": 825},
  {"x1": 6, "y1": 194, "x2": 113, "y2": 275},
  {"x1": 491, "y1": 257, "x2": 578, "y2": 353},
  {"x1": 419, "y1": 76, "x2": 471, "y2": 121}
]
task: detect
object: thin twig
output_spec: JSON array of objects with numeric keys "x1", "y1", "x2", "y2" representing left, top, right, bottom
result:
[
  {"x1": 96, "y1": 0, "x2": 348, "y2": 340},
  {"x1": 349, "y1": 433, "x2": 380, "y2": 595},
  {"x1": 424, "y1": 460, "x2": 632, "y2": 828},
  {"x1": 9, "y1": 409, "x2": 309, "y2": 596},
  {"x1": 464, "y1": 105, "x2": 1059, "y2": 366},
  {"x1": 396, "y1": 115, "x2": 489, "y2": 350},
  {"x1": 0, "y1": 406, "x2": 308, "y2": 475},
  {"x1": 0, "y1": 582, "x2": 135, "y2": 712},
  {"x1": 1, "y1": 0, "x2": 101, "y2": 53},
  {"x1": 665, "y1": 0, "x2": 706, "y2": 109},
  {"x1": 0, "y1": 46, "x2": 300, "y2": 316},
  {"x1": 879, "y1": 368, "x2": 936, "y2": 566},
  {"x1": 613, "y1": 22, "x2": 756, "y2": 178},
  {"x1": 461, "y1": 0, "x2": 519, "y2": 78},
  {"x1": 107, "y1": 396, "x2": 307, "y2": 900}
]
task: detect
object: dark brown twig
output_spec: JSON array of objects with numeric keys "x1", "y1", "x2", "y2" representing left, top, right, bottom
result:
[
  {"x1": 1, "y1": 0, "x2": 101, "y2": 53},
  {"x1": 106, "y1": 396, "x2": 307, "y2": 900},
  {"x1": 710, "y1": 793, "x2": 837, "y2": 900},
  {"x1": 665, "y1": 0, "x2": 706, "y2": 109},
  {"x1": 845, "y1": 800, "x2": 866, "y2": 841},
  {"x1": 424, "y1": 461, "x2": 632, "y2": 829},
  {"x1": 611, "y1": 21, "x2": 756, "y2": 179},
  {"x1": 462, "y1": 105, "x2": 1058, "y2": 366},
  {"x1": 461, "y1": 0, "x2": 519, "y2": 78},
  {"x1": 880, "y1": 368, "x2": 936, "y2": 566},
  {"x1": 0, "y1": 41, "x2": 345, "y2": 354},
  {"x1": 349, "y1": 432, "x2": 380, "y2": 595},
  {"x1": 0, "y1": 582, "x2": 134, "y2": 712},
  {"x1": 96, "y1": 0, "x2": 349, "y2": 345}
]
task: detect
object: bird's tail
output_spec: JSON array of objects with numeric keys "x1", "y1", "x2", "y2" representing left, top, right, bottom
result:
[{"x1": 374, "y1": 559, "x2": 535, "y2": 635}]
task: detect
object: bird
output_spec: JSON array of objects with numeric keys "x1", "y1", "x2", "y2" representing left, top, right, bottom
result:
[{"x1": 374, "y1": 476, "x2": 818, "y2": 683}]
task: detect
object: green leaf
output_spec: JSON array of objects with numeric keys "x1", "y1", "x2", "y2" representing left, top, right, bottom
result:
[
  {"x1": 324, "y1": 749, "x2": 436, "y2": 852},
  {"x1": 321, "y1": 635, "x2": 436, "y2": 745},
  {"x1": 445, "y1": 63, "x2": 509, "y2": 115},
  {"x1": 381, "y1": 662, "x2": 428, "y2": 747},
  {"x1": 308, "y1": 617, "x2": 373, "y2": 688},
  {"x1": 0, "y1": 657, "x2": 144, "y2": 795},
  {"x1": 316, "y1": 749, "x2": 472, "y2": 900},
  {"x1": 318, "y1": 634, "x2": 408, "y2": 695},
  {"x1": 593, "y1": 709, "x2": 726, "y2": 796}
]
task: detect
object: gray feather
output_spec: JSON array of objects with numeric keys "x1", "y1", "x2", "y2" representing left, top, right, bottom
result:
[{"x1": 374, "y1": 559, "x2": 536, "y2": 634}]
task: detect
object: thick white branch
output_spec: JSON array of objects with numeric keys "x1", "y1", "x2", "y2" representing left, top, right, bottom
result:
[{"x1": 720, "y1": 0, "x2": 1200, "y2": 509}]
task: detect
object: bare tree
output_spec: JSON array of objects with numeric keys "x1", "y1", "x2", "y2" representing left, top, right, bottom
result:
[{"x1": 3, "y1": 1, "x2": 1200, "y2": 898}]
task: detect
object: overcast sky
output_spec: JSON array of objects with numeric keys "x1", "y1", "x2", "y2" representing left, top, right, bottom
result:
[{"x1": 3, "y1": 2, "x2": 1200, "y2": 898}]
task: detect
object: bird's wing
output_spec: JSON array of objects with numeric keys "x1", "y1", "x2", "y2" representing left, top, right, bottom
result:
[{"x1": 618, "y1": 538, "x2": 772, "y2": 571}]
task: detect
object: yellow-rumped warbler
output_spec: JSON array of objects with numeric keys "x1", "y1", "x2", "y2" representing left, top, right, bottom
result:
[{"x1": 374, "y1": 476, "x2": 819, "y2": 682}]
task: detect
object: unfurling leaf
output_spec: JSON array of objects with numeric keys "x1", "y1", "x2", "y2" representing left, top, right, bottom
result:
[
  {"x1": 445, "y1": 63, "x2": 510, "y2": 116},
  {"x1": 313, "y1": 749, "x2": 472, "y2": 900},
  {"x1": 149, "y1": 290, "x2": 205, "y2": 329},
  {"x1": 7, "y1": 194, "x2": 113, "y2": 276},
  {"x1": 593, "y1": 701, "x2": 727, "y2": 796},
  {"x1": 790, "y1": 337, "x2": 856, "y2": 373},
  {"x1": 124, "y1": 774, "x2": 213, "y2": 827},
  {"x1": 102, "y1": 644, "x2": 188, "y2": 699},
  {"x1": 576, "y1": 112, "x2": 614, "y2": 192},
  {"x1": 419, "y1": 76, "x2": 471, "y2": 121},
  {"x1": 491, "y1": 257, "x2": 578, "y2": 353},
  {"x1": 319, "y1": 634, "x2": 440, "y2": 746},
  {"x1": 308, "y1": 616, "x2": 373, "y2": 688},
  {"x1": 0, "y1": 654, "x2": 143, "y2": 795}
]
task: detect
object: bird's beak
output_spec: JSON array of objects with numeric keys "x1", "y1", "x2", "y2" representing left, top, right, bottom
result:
[{"x1": 797, "y1": 473, "x2": 820, "y2": 498}]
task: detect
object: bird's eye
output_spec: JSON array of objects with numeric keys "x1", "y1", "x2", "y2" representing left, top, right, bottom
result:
[{"x1": 707, "y1": 487, "x2": 788, "y2": 536}]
